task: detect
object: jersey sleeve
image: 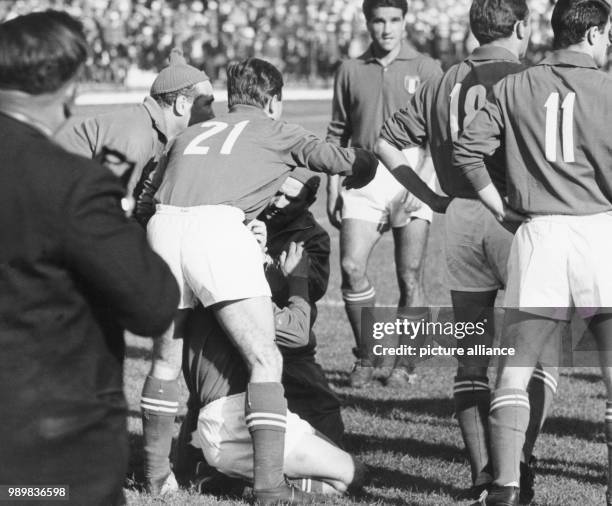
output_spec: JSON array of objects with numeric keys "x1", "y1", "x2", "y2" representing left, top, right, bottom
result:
[
  {"x1": 380, "y1": 81, "x2": 432, "y2": 149},
  {"x1": 273, "y1": 277, "x2": 312, "y2": 349},
  {"x1": 277, "y1": 122, "x2": 378, "y2": 177},
  {"x1": 54, "y1": 117, "x2": 98, "y2": 159},
  {"x1": 325, "y1": 61, "x2": 352, "y2": 147},
  {"x1": 453, "y1": 97, "x2": 504, "y2": 192}
]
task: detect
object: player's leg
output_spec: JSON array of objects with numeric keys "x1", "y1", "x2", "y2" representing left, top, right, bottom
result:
[
  {"x1": 212, "y1": 296, "x2": 291, "y2": 501},
  {"x1": 386, "y1": 217, "x2": 430, "y2": 387},
  {"x1": 284, "y1": 431, "x2": 370, "y2": 494},
  {"x1": 588, "y1": 314, "x2": 612, "y2": 506},
  {"x1": 141, "y1": 209, "x2": 190, "y2": 493},
  {"x1": 340, "y1": 217, "x2": 382, "y2": 387},
  {"x1": 486, "y1": 311, "x2": 562, "y2": 505},
  {"x1": 141, "y1": 311, "x2": 189, "y2": 493},
  {"x1": 451, "y1": 289, "x2": 497, "y2": 493}
]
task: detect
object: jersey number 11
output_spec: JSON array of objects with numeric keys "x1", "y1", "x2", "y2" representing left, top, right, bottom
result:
[{"x1": 544, "y1": 92, "x2": 575, "y2": 163}]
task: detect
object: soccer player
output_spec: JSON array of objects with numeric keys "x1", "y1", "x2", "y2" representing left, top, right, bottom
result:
[
  {"x1": 453, "y1": 0, "x2": 612, "y2": 504},
  {"x1": 55, "y1": 48, "x2": 214, "y2": 207},
  {"x1": 260, "y1": 169, "x2": 344, "y2": 446},
  {"x1": 175, "y1": 224, "x2": 367, "y2": 500},
  {"x1": 375, "y1": 0, "x2": 558, "y2": 502},
  {"x1": 143, "y1": 57, "x2": 377, "y2": 504},
  {"x1": 0, "y1": 11, "x2": 179, "y2": 505},
  {"x1": 326, "y1": 0, "x2": 442, "y2": 388},
  {"x1": 57, "y1": 49, "x2": 213, "y2": 494}
]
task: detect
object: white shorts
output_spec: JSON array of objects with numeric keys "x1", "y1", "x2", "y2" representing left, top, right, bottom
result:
[
  {"x1": 147, "y1": 204, "x2": 271, "y2": 309},
  {"x1": 192, "y1": 393, "x2": 315, "y2": 480},
  {"x1": 504, "y1": 212, "x2": 612, "y2": 320},
  {"x1": 341, "y1": 147, "x2": 435, "y2": 227},
  {"x1": 445, "y1": 198, "x2": 512, "y2": 292}
]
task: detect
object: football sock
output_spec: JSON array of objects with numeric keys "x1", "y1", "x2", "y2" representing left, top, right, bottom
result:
[
  {"x1": 141, "y1": 376, "x2": 180, "y2": 487},
  {"x1": 606, "y1": 401, "x2": 612, "y2": 496},
  {"x1": 287, "y1": 478, "x2": 328, "y2": 494},
  {"x1": 453, "y1": 375, "x2": 492, "y2": 486},
  {"x1": 523, "y1": 365, "x2": 558, "y2": 461},
  {"x1": 245, "y1": 382, "x2": 287, "y2": 492},
  {"x1": 343, "y1": 286, "x2": 375, "y2": 365},
  {"x1": 489, "y1": 388, "x2": 530, "y2": 487}
]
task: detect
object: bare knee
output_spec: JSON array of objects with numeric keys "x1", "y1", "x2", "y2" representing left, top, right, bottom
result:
[{"x1": 341, "y1": 255, "x2": 368, "y2": 289}]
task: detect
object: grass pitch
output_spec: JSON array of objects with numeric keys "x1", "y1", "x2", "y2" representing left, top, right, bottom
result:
[{"x1": 76, "y1": 100, "x2": 609, "y2": 505}]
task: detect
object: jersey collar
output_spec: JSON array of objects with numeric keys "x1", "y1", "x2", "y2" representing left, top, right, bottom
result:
[
  {"x1": 143, "y1": 95, "x2": 169, "y2": 141},
  {"x1": 362, "y1": 42, "x2": 420, "y2": 64},
  {"x1": 536, "y1": 49, "x2": 599, "y2": 69},
  {"x1": 468, "y1": 45, "x2": 520, "y2": 63},
  {"x1": 228, "y1": 104, "x2": 270, "y2": 117}
]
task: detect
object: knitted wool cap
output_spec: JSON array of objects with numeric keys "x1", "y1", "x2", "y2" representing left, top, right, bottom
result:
[
  {"x1": 289, "y1": 167, "x2": 321, "y2": 195},
  {"x1": 150, "y1": 48, "x2": 209, "y2": 95}
]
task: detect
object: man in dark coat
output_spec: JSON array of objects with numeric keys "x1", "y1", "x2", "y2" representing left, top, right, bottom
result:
[{"x1": 0, "y1": 11, "x2": 179, "y2": 506}]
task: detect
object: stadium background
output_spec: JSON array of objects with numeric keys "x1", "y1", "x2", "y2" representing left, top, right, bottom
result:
[{"x1": 1, "y1": 0, "x2": 568, "y2": 88}]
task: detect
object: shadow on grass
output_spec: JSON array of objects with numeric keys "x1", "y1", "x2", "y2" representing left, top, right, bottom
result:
[
  {"x1": 360, "y1": 466, "x2": 464, "y2": 503},
  {"x1": 345, "y1": 432, "x2": 464, "y2": 464},
  {"x1": 542, "y1": 415, "x2": 603, "y2": 442},
  {"x1": 561, "y1": 371, "x2": 602, "y2": 383},
  {"x1": 536, "y1": 457, "x2": 606, "y2": 485},
  {"x1": 340, "y1": 392, "x2": 454, "y2": 419}
]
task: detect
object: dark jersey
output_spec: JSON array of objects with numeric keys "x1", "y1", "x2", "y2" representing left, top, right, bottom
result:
[
  {"x1": 455, "y1": 49, "x2": 612, "y2": 215},
  {"x1": 156, "y1": 104, "x2": 377, "y2": 221},
  {"x1": 326, "y1": 43, "x2": 442, "y2": 150},
  {"x1": 380, "y1": 45, "x2": 525, "y2": 198}
]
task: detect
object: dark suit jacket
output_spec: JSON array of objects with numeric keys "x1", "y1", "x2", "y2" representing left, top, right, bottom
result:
[{"x1": 0, "y1": 113, "x2": 179, "y2": 505}]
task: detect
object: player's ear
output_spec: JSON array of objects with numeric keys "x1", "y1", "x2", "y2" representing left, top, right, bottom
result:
[
  {"x1": 586, "y1": 25, "x2": 600, "y2": 46},
  {"x1": 174, "y1": 94, "x2": 188, "y2": 116},
  {"x1": 515, "y1": 18, "x2": 528, "y2": 40}
]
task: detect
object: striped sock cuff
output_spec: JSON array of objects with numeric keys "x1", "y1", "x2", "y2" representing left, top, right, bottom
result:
[
  {"x1": 245, "y1": 382, "x2": 287, "y2": 433},
  {"x1": 140, "y1": 376, "x2": 180, "y2": 415},
  {"x1": 531, "y1": 367, "x2": 558, "y2": 394},
  {"x1": 606, "y1": 401, "x2": 612, "y2": 424},
  {"x1": 490, "y1": 388, "x2": 530, "y2": 413},
  {"x1": 342, "y1": 286, "x2": 376, "y2": 305},
  {"x1": 245, "y1": 411, "x2": 287, "y2": 432},
  {"x1": 453, "y1": 376, "x2": 490, "y2": 396}
]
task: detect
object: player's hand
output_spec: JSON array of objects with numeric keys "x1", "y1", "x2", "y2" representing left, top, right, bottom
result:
[
  {"x1": 343, "y1": 152, "x2": 378, "y2": 190},
  {"x1": 280, "y1": 241, "x2": 308, "y2": 278},
  {"x1": 432, "y1": 195, "x2": 453, "y2": 214},
  {"x1": 327, "y1": 193, "x2": 343, "y2": 229},
  {"x1": 498, "y1": 203, "x2": 528, "y2": 234},
  {"x1": 247, "y1": 219, "x2": 267, "y2": 253}
]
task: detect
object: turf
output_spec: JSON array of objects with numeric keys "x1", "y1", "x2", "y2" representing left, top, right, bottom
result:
[{"x1": 74, "y1": 100, "x2": 609, "y2": 505}]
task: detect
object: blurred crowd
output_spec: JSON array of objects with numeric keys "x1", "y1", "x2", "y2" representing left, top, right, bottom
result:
[{"x1": 1, "y1": 0, "x2": 560, "y2": 86}]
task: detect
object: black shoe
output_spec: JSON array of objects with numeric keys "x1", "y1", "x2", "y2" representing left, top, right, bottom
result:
[
  {"x1": 475, "y1": 485, "x2": 519, "y2": 506},
  {"x1": 254, "y1": 481, "x2": 325, "y2": 505},
  {"x1": 519, "y1": 456, "x2": 536, "y2": 504},
  {"x1": 458, "y1": 483, "x2": 489, "y2": 502}
]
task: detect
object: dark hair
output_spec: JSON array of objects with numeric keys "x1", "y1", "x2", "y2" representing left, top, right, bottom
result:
[
  {"x1": 226, "y1": 58, "x2": 283, "y2": 109},
  {"x1": 469, "y1": 0, "x2": 529, "y2": 44},
  {"x1": 551, "y1": 0, "x2": 610, "y2": 49},
  {"x1": 362, "y1": 0, "x2": 408, "y2": 21},
  {"x1": 151, "y1": 84, "x2": 202, "y2": 108},
  {"x1": 0, "y1": 10, "x2": 87, "y2": 95}
]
